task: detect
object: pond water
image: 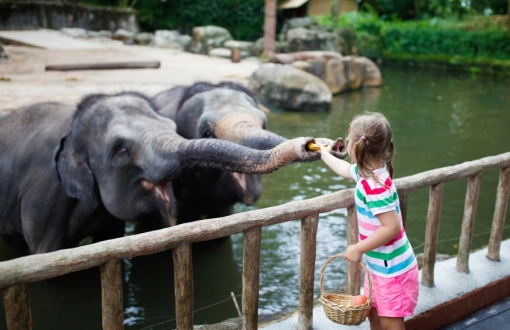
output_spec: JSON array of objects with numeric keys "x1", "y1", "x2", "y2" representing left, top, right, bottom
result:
[{"x1": 0, "y1": 66, "x2": 509, "y2": 329}]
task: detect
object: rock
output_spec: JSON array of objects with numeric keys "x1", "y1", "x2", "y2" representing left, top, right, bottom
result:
[
  {"x1": 208, "y1": 48, "x2": 233, "y2": 59},
  {"x1": 87, "y1": 30, "x2": 113, "y2": 39},
  {"x1": 208, "y1": 48, "x2": 250, "y2": 59},
  {"x1": 0, "y1": 42, "x2": 9, "y2": 60},
  {"x1": 61, "y1": 27, "x2": 87, "y2": 38},
  {"x1": 134, "y1": 32, "x2": 154, "y2": 46},
  {"x1": 248, "y1": 63, "x2": 332, "y2": 111},
  {"x1": 175, "y1": 35, "x2": 192, "y2": 51},
  {"x1": 271, "y1": 51, "x2": 343, "y2": 64},
  {"x1": 190, "y1": 25, "x2": 233, "y2": 55},
  {"x1": 285, "y1": 27, "x2": 342, "y2": 53},
  {"x1": 283, "y1": 53, "x2": 382, "y2": 94},
  {"x1": 279, "y1": 17, "x2": 315, "y2": 40},
  {"x1": 223, "y1": 40, "x2": 255, "y2": 52},
  {"x1": 112, "y1": 28, "x2": 135, "y2": 41},
  {"x1": 251, "y1": 37, "x2": 282, "y2": 57},
  {"x1": 153, "y1": 30, "x2": 180, "y2": 47},
  {"x1": 360, "y1": 56, "x2": 382, "y2": 87}
]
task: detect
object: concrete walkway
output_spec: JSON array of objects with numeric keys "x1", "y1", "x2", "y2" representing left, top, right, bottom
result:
[
  {"x1": 0, "y1": 32, "x2": 259, "y2": 113},
  {"x1": 0, "y1": 29, "x2": 110, "y2": 49},
  {"x1": 260, "y1": 239, "x2": 510, "y2": 330}
]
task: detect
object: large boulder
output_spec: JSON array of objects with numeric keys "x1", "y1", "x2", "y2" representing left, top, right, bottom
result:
[
  {"x1": 248, "y1": 63, "x2": 332, "y2": 111},
  {"x1": 279, "y1": 52, "x2": 382, "y2": 94},
  {"x1": 153, "y1": 30, "x2": 191, "y2": 50},
  {"x1": 190, "y1": 25, "x2": 233, "y2": 55},
  {"x1": 285, "y1": 27, "x2": 342, "y2": 53}
]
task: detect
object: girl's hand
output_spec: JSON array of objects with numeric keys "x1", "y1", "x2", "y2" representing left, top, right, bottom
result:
[
  {"x1": 318, "y1": 143, "x2": 332, "y2": 154},
  {"x1": 344, "y1": 244, "x2": 363, "y2": 263}
]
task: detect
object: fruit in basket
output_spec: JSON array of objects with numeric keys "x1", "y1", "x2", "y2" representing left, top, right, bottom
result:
[{"x1": 351, "y1": 295, "x2": 368, "y2": 306}]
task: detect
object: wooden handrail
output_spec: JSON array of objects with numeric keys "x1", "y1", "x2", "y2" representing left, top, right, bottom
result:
[{"x1": 1, "y1": 152, "x2": 509, "y2": 330}]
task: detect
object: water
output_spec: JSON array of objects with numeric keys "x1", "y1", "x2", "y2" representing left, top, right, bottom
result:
[{"x1": 0, "y1": 67, "x2": 509, "y2": 329}]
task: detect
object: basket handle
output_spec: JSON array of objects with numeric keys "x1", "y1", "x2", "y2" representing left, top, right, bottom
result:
[{"x1": 319, "y1": 253, "x2": 372, "y2": 302}]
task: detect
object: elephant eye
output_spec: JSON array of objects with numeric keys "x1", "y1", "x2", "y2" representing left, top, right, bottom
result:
[
  {"x1": 112, "y1": 144, "x2": 129, "y2": 157},
  {"x1": 116, "y1": 147, "x2": 127, "y2": 154},
  {"x1": 202, "y1": 130, "x2": 214, "y2": 138}
]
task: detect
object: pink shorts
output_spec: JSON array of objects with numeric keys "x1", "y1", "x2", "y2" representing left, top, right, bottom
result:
[{"x1": 363, "y1": 264, "x2": 419, "y2": 318}]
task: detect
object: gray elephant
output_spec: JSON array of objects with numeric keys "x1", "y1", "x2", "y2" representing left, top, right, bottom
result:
[
  {"x1": 0, "y1": 91, "x2": 329, "y2": 254},
  {"x1": 152, "y1": 82, "x2": 346, "y2": 223}
]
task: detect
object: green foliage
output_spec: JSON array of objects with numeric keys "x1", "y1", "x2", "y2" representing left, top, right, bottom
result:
[
  {"x1": 358, "y1": 0, "x2": 508, "y2": 20},
  {"x1": 82, "y1": 0, "x2": 266, "y2": 40},
  {"x1": 315, "y1": 10, "x2": 510, "y2": 74},
  {"x1": 382, "y1": 22, "x2": 510, "y2": 60}
]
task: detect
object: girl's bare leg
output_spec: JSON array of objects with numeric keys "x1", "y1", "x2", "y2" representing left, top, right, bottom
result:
[
  {"x1": 368, "y1": 307, "x2": 382, "y2": 330},
  {"x1": 379, "y1": 316, "x2": 405, "y2": 330}
]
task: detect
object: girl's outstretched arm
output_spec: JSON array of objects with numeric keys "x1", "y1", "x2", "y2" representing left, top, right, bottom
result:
[{"x1": 319, "y1": 144, "x2": 353, "y2": 179}]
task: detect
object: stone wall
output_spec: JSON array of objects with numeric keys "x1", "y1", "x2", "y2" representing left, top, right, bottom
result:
[{"x1": 0, "y1": 1, "x2": 138, "y2": 33}]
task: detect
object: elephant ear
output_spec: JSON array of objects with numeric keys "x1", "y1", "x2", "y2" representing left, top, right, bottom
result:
[{"x1": 55, "y1": 135, "x2": 98, "y2": 209}]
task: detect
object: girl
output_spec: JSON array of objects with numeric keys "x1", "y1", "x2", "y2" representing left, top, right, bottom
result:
[{"x1": 319, "y1": 112, "x2": 418, "y2": 330}]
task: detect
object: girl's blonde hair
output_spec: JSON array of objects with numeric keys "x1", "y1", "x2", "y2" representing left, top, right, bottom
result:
[{"x1": 349, "y1": 112, "x2": 394, "y2": 185}]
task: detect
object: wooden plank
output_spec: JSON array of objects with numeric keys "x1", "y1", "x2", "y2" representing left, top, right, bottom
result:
[
  {"x1": 456, "y1": 174, "x2": 483, "y2": 273},
  {"x1": 0, "y1": 152, "x2": 509, "y2": 289},
  {"x1": 173, "y1": 243, "x2": 193, "y2": 330},
  {"x1": 242, "y1": 228, "x2": 261, "y2": 330},
  {"x1": 395, "y1": 152, "x2": 510, "y2": 193},
  {"x1": 422, "y1": 182, "x2": 444, "y2": 287},
  {"x1": 2, "y1": 283, "x2": 32, "y2": 330},
  {"x1": 346, "y1": 204, "x2": 361, "y2": 296},
  {"x1": 297, "y1": 214, "x2": 319, "y2": 330},
  {"x1": 0, "y1": 188, "x2": 355, "y2": 289},
  {"x1": 101, "y1": 259, "x2": 124, "y2": 330},
  {"x1": 45, "y1": 61, "x2": 161, "y2": 71},
  {"x1": 487, "y1": 167, "x2": 510, "y2": 261}
]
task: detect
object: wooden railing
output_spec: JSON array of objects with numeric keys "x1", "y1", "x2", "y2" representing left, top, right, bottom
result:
[{"x1": 1, "y1": 152, "x2": 509, "y2": 330}]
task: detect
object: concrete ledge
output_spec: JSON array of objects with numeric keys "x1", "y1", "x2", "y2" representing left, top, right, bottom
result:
[{"x1": 406, "y1": 275, "x2": 510, "y2": 329}]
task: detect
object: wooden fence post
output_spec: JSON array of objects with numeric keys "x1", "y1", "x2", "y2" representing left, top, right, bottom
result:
[
  {"x1": 2, "y1": 283, "x2": 32, "y2": 330},
  {"x1": 173, "y1": 243, "x2": 194, "y2": 330},
  {"x1": 456, "y1": 174, "x2": 483, "y2": 273},
  {"x1": 242, "y1": 227, "x2": 261, "y2": 330},
  {"x1": 101, "y1": 259, "x2": 124, "y2": 330},
  {"x1": 298, "y1": 214, "x2": 319, "y2": 330},
  {"x1": 399, "y1": 192, "x2": 409, "y2": 229},
  {"x1": 487, "y1": 167, "x2": 510, "y2": 261},
  {"x1": 346, "y1": 204, "x2": 361, "y2": 296},
  {"x1": 422, "y1": 182, "x2": 444, "y2": 287}
]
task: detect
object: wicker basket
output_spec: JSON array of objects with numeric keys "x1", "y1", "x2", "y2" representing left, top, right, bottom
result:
[{"x1": 319, "y1": 253, "x2": 372, "y2": 326}]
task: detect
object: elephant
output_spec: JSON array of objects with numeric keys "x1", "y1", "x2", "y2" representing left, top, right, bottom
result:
[
  {"x1": 151, "y1": 81, "x2": 347, "y2": 223},
  {"x1": 0, "y1": 91, "x2": 333, "y2": 254}
]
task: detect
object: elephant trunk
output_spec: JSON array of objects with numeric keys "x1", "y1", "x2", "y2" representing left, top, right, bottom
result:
[
  {"x1": 170, "y1": 136, "x2": 321, "y2": 179},
  {"x1": 227, "y1": 128, "x2": 287, "y2": 150}
]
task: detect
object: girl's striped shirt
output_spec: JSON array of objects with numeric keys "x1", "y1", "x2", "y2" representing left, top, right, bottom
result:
[{"x1": 349, "y1": 164, "x2": 416, "y2": 278}]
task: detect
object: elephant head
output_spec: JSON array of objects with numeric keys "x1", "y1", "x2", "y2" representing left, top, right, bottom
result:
[
  {"x1": 56, "y1": 91, "x2": 329, "y2": 227},
  {"x1": 152, "y1": 82, "x2": 347, "y2": 222}
]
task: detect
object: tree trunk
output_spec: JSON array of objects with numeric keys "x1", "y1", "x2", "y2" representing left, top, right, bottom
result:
[
  {"x1": 263, "y1": 0, "x2": 277, "y2": 56},
  {"x1": 333, "y1": 0, "x2": 340, "y2": 23}
]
